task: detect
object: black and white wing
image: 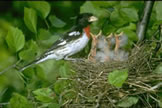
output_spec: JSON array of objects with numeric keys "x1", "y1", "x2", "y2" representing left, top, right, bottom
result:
[
  {"x1": 18, "y1": 30, "x2": 83, "y2": 71},
  {"x1": 45, "y1": 30, "x2": 82, "y2": 52}
]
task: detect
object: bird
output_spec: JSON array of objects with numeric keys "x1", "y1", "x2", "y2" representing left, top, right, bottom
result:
[
  {"x1": 95, "y1": 34, "x2": 110, "y2": 62},
  {"x1": 18, "y1": 13, "x2": 98, "y2": 71},
  {"x1": 88, "y1": 31, "x2": 116, "y2": 62},
  {"x1": 105, "y1": 33, "x2": 116, "y2": 60},
  {"x1": 114, "y1": 32, "x2": 129, "y2": 61}
]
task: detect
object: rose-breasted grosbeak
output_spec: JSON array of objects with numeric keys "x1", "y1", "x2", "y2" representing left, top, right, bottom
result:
[{"x1": 20, "y1": 13, "x2": 98, "y2": 71}]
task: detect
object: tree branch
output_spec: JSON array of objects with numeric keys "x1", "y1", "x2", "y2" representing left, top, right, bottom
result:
[{"x1": 137, "y1": 1, "x2": 155, "y2": 42}]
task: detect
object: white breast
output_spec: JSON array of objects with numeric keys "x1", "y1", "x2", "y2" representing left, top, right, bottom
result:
[
  {"x1": 55, "y1": 33, "x2": 89, "y2": 57},
  {"x1": 35, "y1": 33, "x2": 89, "y2": 64}
]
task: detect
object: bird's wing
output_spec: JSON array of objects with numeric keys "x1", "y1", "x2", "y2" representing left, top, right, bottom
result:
[{"x1": 45, "y1": 29, "x2": 83, "y2": 53}]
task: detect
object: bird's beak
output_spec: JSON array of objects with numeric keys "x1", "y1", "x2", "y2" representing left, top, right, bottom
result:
[{"x1": 89, "y1": 16, "x2": 98, "y2": 22}]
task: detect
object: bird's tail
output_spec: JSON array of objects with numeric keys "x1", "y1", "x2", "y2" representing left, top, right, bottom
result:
[{"x1": 18, "y1": 58, "x2": 41, "y2": 72}]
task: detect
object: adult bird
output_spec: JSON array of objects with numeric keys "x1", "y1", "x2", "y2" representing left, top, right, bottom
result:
[{"x1": 19, "y1": 13, "x2": 98, "y2": 71}]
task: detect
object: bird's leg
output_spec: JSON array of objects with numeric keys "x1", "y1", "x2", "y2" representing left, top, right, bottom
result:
[
  {"x1": 64, "y1": 56, "x2": 86, "y2": 62},
  {"x1": 64, "y1": 56, "x2": 77, "y2": 61}
]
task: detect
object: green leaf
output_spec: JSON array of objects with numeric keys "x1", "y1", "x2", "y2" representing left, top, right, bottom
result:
[
  {"x1": 80, "y1": 1, "x2": 95, "y2": 15},
  {"x1": 22, "y1": 68, "x2": 35, "y2": 79},
  {"x1": 120, "y1": 1, "x2": 144, "y2": 10},
  {"x1": 154, "y1": 63, "x2": 162, "y2": 74},
  {"x1": 39, "y1": 34, "x2": 60, "y2": 47},
  {"x1": 38, "y1": 28, "x2": 51, "y2": 40},
  {"x1": 155, "y1": 2, "x2": 162, "y2": 21},
  {"x1": 24, "y1": 7, "x2": 37, "y2": 33},
  {"x1": 19, "y1": 40, "x2": 38, "y2": 61},
  {"x1": 117, "y1": 97, "x2": 139, "y2": 107},
  {"x1": 110, "y1": 9, "x2": 128, "y2": 27},
  {"x1": 48, "y1": 103, "x2": 60, "y2": 108},
  {"x1": 59, "y1": 65, "x2": 68, "y2": 78},
  {"x1": 119, "y1": 23, "x2": 136, "y2": 31},
  {"x1": 27, "y1": 1, "x2": 51, "y2": 19},
  {"x1": 54, "y1": 79, "x2": 70, "y2": 94},
  {"x1": 117, "y1": 29, "x2": 138, "y2": 42},
  {"x1": 80, "y1": 1, "x2": 110, "y2": 18},
  {"x1": 103, "y1": 24, "x2": 117, "y2": 34},
  {"x1": 92, "y1": 1, "x2": 119, "y2": 8},
  {"x1": 120, "y1": 8, "x2": 139, "y2": 22},
  {"x1": 35, "y1": 65, "x2": 46, "y2": 80},
  {"x1": 9, "y1": 93, "x2": 33, "y2": 108},
  {"x1": 33, "y1": 88, "x2": 54, "y2": 103},
  {"x1": 6, "y1": 26, "x2": 25, "y2": 52},
  {"x1": 108, "y1": 69, "x2": 128, "y2": 88},
  {"x1": 49, "y1": 15, "x2": 66, "y2": 28},
  {"x1": 19, "y1": 49, "x2": 34, "y2": 61}
]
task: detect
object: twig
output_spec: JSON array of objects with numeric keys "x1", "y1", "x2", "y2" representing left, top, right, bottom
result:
[
  {"x1": 149, "y1": 94, "x2": 159, "y2": 103},
  {"x1": 0, "y1": 60, "x2": 21, "y2": 75},
  {"x1": 126, "y1": 82, "x2": 155, "y2": 92},
  {"x1": 150, "y1": 82, "x2": 162, "y2": 90},
  {"x1": 137, "y1": 1, "x2": 155, "y2": 42}
]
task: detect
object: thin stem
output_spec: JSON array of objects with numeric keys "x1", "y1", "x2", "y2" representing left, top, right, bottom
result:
[
  {"x1": 0, "y1": 60, "x2": 21, "y2": 75},
  {"x1": 45, "y1": 19, "x2": 50, "y2": 29}
]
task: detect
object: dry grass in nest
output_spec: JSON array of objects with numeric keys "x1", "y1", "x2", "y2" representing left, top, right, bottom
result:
[{"x1": 62, "y1": 41, "x2": 162, "y2": 108}]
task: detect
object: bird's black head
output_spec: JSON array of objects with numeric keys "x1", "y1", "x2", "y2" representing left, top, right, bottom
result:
[{"x1": 76, "y1": 13, "x2": 98, "y2": 28}]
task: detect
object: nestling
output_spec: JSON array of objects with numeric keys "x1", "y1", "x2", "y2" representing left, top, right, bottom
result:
[{"x1": 114, "y1": 32, "x2": 129, "y2": 61}]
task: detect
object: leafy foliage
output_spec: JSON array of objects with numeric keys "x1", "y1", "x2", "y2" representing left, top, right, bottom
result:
[
  {"x1": 9, "y1": 93, "x2": 33, "y2": 108},
  {"x1": 24, "y1": 7, "x2": 37, "y2": 34},
  {"x1": 108, "y1": 69, "x2": 128, "y2": 88},
  {"x1": 6, "y1": 26, "x2": 25, "y2": 52},
  {"x1": 27, "y1": 1, "x2": 51, "y2": 19},
  {"x1": 49, "y1": 15, "x2": 66, "y2": 28},
  {"x1": 33, "y1": 88, "x2": 54, "y2": 103},
  {"x1": 0, "y1": 1, "x2": 162, "y2": 108},
  {"x1": 154, "y1": 63, "x2": 162, "y2": 74},
  {"x1": 117, "y1": 97, "x2": 139, "y2": 107},
  {"x1": 19, "y1": 40, "x2": 38, "y2": 61},
  {"x1": 155, "y1": 2, "x2": 162, "y2": 21}
]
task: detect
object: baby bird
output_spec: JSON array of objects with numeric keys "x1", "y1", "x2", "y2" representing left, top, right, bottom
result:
[
  {"x1": 95, "y1": 33, "x2": 116, "y2": 62},
  {"x1": 95, "y1": 34, "x2": 110, "y2": 62},
  {"x1": 88, "y1": 31, "x2": 116, "y2": 63},
  {"x1": 114, "y1": 32, "x2": 129, "y2": 61}
]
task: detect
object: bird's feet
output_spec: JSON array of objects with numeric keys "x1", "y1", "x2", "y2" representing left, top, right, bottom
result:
[{"x1": 64, "y1": 57, "x2": 86, "y2": 62}]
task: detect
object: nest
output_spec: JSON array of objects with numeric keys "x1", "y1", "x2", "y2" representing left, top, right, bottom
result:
[{"x1": 61, "y1": 40, "x2": 162, "y2": 108}]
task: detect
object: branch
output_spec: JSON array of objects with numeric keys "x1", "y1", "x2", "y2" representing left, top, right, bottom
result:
[{"x1": 137, "y1": 1, "x2": 155, "y2": 42}]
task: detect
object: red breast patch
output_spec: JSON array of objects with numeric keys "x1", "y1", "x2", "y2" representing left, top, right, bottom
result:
[{"x1": 84, "y1": 26, "x2": 90, "y2": 39}]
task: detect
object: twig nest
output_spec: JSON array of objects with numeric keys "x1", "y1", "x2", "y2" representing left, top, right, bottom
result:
[{"x1": 63, "y1": 34, "x2": 161, "y2": 107}]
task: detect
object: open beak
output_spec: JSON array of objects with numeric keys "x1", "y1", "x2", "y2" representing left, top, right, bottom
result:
[{"x1": 89, "y1": 16, "x2": 98, "y2": 22}]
